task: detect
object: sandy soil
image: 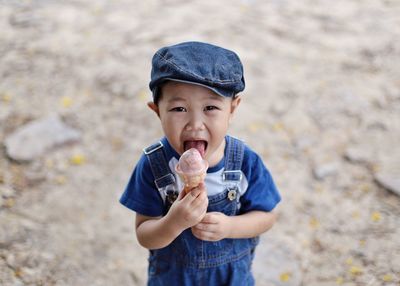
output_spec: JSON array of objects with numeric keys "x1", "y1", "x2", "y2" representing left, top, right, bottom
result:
[{"x1": 1, "y1": 1, "x2": 399, "y2": 285}]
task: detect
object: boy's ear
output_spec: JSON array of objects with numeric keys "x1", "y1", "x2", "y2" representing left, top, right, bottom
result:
[
  {"x1": 147, "y1": 101, "x2": 160, "y2": 117},
  {"x1": 230, "y1": 96, "x2": 241, "y2": 114},
  {"x1": 229, "y1": 96, "x2": 241, "y2": 123}
]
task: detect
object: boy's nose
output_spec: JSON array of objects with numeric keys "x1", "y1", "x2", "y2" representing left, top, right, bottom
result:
[{"x1": 185, "y1": 114, "x2": 205, "y2": 131}]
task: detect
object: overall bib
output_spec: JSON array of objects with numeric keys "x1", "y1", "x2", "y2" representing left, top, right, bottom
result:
[{"x1": 144, "y1": 137, "x2": 259, "y2": 286}]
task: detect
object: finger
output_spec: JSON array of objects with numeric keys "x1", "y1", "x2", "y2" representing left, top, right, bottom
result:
[
  {"x1": 191, "y1": 228, "x2": 217, "y2": 241},
  {"x1": 190, "y1": 190, "x2": 208, "y2": 208},
  {"x1": 196, "y1": 182, "x2": 206, "y2": 190},
  {"x1": 191, "y1": 227, "x2": 202, "y2": 240},
  {"x1": 185, "y1": 184, "x2": 207, "y2": 205},
  {"x1": 201, "y1": 213, "x2": 218, "y2": 224},
  {"x1": 176, "y1": 189, "x2": 186, "y2": 201},
  {"x1": 195, "y1": 222, "x2": 216, "y2": 233},
  {"x1": 190, "y1": 185, "x2": 204, "y2": 198},
  {"x1": 186, "y1": 181, "x2": 204, "y2": 192}
]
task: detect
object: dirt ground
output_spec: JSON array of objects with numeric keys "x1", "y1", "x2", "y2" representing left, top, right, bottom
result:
[{"x1": 1, "y1": 1, "x2": 399, "y2": 285}]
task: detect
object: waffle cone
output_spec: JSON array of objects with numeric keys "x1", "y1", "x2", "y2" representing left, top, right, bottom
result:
[
  {"x1": 175, "y1": 161, "x2": 208, "y2": 193},
  {"x1": 177, "y1": 171, "x2": 207, "y2": 193}
]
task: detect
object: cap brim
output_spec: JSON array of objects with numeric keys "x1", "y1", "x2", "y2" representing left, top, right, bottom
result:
[{"x1": 153, "y1": 78, "x2": 235, "y2": 100}]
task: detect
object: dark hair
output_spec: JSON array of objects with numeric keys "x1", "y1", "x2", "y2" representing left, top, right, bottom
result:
[{"x1": 153, "y1": 83, "x2": 165, "y2": 106}]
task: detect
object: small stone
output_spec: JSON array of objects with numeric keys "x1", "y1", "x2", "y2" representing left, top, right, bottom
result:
[
  {"x1": 24, "y1": 169, "x2": 47, "y2": 185},
  {"x1": 374, "y1": 173, "x2": 400, "y2": 197},
  {"x1": 294, "y1": 136, "x2": 316, "y2": 153},
  {"x1": 344, "y1": 147, "x2": 371, "y2": 164},
  {"x1": 313, "y1": 162, "x2": 339, "y2": 180}
]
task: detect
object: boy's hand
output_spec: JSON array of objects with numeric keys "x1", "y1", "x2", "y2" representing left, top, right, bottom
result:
[
  {"x1": 166, "y1": 183, "x2": 208, "y2": 232},
  {"x1": 191, "y1": 212, "x2": 232, "y2": 241}
]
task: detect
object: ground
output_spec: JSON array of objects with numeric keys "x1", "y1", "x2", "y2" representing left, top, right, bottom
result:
[{"x1": 0, "y1": 1, "x2": 399, "y2": 285}]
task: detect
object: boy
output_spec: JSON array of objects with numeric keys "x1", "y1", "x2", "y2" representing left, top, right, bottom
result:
[{"x1": 120, "y1": 41, "x2": 281, "y2": 285}]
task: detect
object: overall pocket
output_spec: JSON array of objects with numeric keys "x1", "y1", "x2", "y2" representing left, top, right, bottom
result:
[
  {"x1": 202, "y1": 188, "x2": 239, "y2": 261},
  {"x1": 207, "y1": 187, "x2": 238, "y2": 216}
]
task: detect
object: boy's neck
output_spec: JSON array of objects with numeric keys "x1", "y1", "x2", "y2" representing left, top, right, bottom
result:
[{"x1": 207, "y1": 138, "x2": 226, "y2": 168}]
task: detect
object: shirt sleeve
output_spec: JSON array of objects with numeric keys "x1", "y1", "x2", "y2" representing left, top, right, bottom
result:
[
  {"x1": 239, "y1": 149, "x2": 281, "y2": 213},
  {"x1": 119, "y1": 154, "x2": 165, "y2": 217}
]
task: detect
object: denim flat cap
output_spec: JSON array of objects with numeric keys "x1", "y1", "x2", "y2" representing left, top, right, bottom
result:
[{"x1": 149, "y1": 41, "x2": 245, "y2": 102}]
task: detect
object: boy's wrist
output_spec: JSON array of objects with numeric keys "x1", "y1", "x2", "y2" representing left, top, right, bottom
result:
[
  {"x1": 224, "y1": 214, "x2": 235, "y2": 238},
  {"x1": 163, "y1": 212, "x2": 185, "y2": 237}
]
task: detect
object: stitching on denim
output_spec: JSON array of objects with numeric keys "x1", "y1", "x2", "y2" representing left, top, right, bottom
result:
[
  {"x1": 155, "y1": 51, "x2": 241, "y2": 84},
  {"x1": 186, "y1": 249, "x2": 253, "y2": 268},
  {"x1": 165, "y1": 244, "x2": 256, "y2": 268}
]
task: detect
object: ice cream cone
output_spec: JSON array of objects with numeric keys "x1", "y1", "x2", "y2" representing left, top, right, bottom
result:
[{"x1": 175, "y1": 148, "x2": 208, "y2": 193}]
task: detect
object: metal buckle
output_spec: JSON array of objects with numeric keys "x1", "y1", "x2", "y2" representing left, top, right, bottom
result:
[
  {"x1": 143, "y1": 141, "x2": 163, "y2": 155},
  {"x1": 154, "y1": 173, "x2": 175, "y2": 190},
  {"x1": 222, "y1": 170, "x2": 243, "y2": 181}
]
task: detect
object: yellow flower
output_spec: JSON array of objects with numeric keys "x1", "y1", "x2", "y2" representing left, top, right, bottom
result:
[
  {"x1": 345, "y1": 258, "x2": 353, "y2": 265},
  {"x1": 336, "y1": 277, "x2": 344, "y2": 285},
  {"x1": 280, "y1": 272, "x2": 291, "y2": 282},
  {"x1": 382, "y1": 274, "x2": 393, "y2": 282},
  {"x1": 61, "y1": 96, "x2": 73, "y2": 107},
  {"x1": 70, "y1": 154, "x2": 86, "y2": 165},
  {"x1": 349, "y1": 266, "x2": 363, "y2": 276},
  {"x1": 2, "y1": 93, "x2": 12, "y2": 103},
  {"x1": 371, "y1": 211, "x2": 382, "y2": 222},
  {"x1": 309, "y1": 217, "x2": 320, "y2": 229}
]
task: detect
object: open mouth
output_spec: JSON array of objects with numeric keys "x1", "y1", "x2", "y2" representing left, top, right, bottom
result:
[{"x1": 183, "y1": 140, "x2": 207, "y2": 158}]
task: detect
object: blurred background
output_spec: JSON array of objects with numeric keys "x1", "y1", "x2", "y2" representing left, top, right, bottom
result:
[{"x1": 0, "y1": 0, "x2": 399, "y2": 285}]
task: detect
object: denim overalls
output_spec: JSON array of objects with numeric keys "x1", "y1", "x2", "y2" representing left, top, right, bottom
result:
[{"x1": 144, "y1": 137, "x2": 259, "y2": 285}]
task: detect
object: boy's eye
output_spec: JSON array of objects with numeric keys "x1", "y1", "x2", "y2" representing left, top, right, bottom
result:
[
  {"x1": 170, "y1": 107, "x2": 187, "y2": 112},
  {"x1": 204, "y1": 106, "x2": 219, "y2": 111}
]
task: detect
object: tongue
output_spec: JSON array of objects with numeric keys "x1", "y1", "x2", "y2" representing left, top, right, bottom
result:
[{"x1": 185, "y1": 141, "x2": 206, "y2": 157}]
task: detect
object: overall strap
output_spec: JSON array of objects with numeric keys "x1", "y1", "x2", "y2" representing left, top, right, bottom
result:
[
  {"x1": 222, "y1": 136, "x2": 245, "y2": 182},
  {"x1": 143, "y1": 141, "x2": 176, "y2": 190}
]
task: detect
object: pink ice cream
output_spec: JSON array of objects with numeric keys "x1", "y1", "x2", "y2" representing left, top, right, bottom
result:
[{"x1": 175, "y1": 148, "x2": 208, "y2": 192}]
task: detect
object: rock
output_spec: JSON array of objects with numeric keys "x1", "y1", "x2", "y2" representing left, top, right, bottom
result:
[
  {"x1": 4, "y1": 115, "x2": 81, "y2": 162},
  {"x1": 294, "y1": 136, "x2": 316, "y2": 153},
  {"x1": 344, "y1": 147, "x2": 371, "y2": 165},
  {"x1": 374, "y1": 172, "x2": 400, "y2": 197},
  {"x1": 313, "y1": 162, "x2": 339, "y2": 180},
  {"x1": 9, "y1": 10, "x2": 42, "y2": 28}
]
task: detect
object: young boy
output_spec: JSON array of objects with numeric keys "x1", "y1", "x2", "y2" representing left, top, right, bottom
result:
[{"x1": 120, "y1": 41, "x2": 281, "y2": 285}]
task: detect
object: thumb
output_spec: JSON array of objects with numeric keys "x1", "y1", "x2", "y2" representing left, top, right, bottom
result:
[{"x1": 176, "y1": 189, "x2": 187, "y2": 201}]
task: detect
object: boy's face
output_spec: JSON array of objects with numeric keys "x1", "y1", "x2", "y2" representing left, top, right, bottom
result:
[{"x1": 148, "y1": 81, "x2": 241, "y2": 167}]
